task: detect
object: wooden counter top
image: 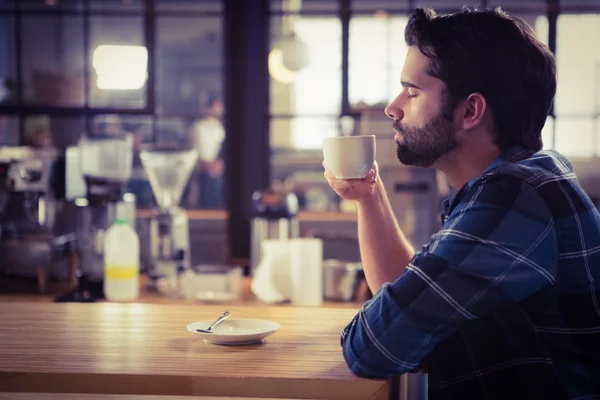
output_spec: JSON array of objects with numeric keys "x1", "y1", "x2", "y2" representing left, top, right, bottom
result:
[
  {"x1": 135, "y1": 209, "x2": 358, "y2": 222},
  {"x1": 0, "y1": 276, "x2": 368, "y2": 310},
  {"x1": 0, "y1": 302, "x2": 390, "y2": 400}
]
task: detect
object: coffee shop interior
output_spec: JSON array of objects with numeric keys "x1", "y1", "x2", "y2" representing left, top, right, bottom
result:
[
  {"x1": 1, "y1": 0, "x2": 600, "y2": 399},
  {"x1": 0, "y1": 0, "x2": 600, "y2": 304}
]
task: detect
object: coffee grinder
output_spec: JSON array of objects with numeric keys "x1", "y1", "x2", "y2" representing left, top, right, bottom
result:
[
  {"x1": 139, "y1": 145, "x2": 198, "y2": 289},
  {"x1": 60, "y1": 130, "x2": 134, "y2": 300}
]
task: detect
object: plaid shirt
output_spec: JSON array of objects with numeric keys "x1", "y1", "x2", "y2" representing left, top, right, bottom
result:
[{"x1": 341, "y1": 146, "x2": 600, "y2": 399}]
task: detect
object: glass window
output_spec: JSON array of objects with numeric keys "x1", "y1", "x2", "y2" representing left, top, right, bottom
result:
[
  {"x1": 414, "y1": 1, "x2": 480, "y2": 11},
  {"x1": 21, "y1": 0, "x2": 83, "y2": 10},
  {"x1": 89, "y1": 0, "x2": 144, "y2": 11},
  {"x1": 23, "y1": 115, "x2": 84, "y2": 148},
  {"x1": 353, "y1": 0, "x2": 481, "y2": 13},
  {"x1": 541, "y1": 116, "x2": 554, "y2": 151},
  {"x1": 554, "y1": 14, "x2": 600, "y2": 116},
  {"x1": 270, "y1": 15, "x2": 341, "y2": 116},
  {"x1": 349, "y1": 15, "x2": 407, "y2": 109},
  {"x1": 0, "y1": 115, "x2": 18, "y2": 145},
  {"x1": 271, "y1": 117, "x2": 341, "y2": 212},
  {"x1": 90, "y1": 114, "x2": 151, "y2": 138},
  {"x1": 554, "y1": 118, "x2": 596, "y2": 158},
  {"x1": 561, "y1": 1, "x2": 600, "y2": 13},
  {"x1": 271, "y1": 0, "x2": 339, "y2": 13},
  {"x1": 0, "y1": 15, "x2": 17, "y2": 105},
  {"x1": 596, "y1": 118, "x2": 600, "y2": 157},
  {"x1": 21, "y1": 15, "x2": 85, "y2": 106},
  {"x1": 533, "y1": 13, "x2": 549, "y2": 45},
  {"x1": 486, "y1": 1, "x2": 547, "y2": 13},
  {"x1": 270, "y1": 115, "x2": 341, "y2": 150},
  {"x1": 351, "y1": 0, "x2": 410, "y2": 12},
  {"x1": 155, "y1": 117, "x2": 191, "y2": 147},
  {"x1": 0, "y1": 0, "x2": 14, "y2": 9},
  {"x1": 89, "y1": 16, "x2": 146, "y2": 109},
  {"x1": 156, "y1": 0, "x2": 222, "y2": 12},
  {"x1": 156, "y1": 17, "x2": 222, "y2": 116},
  {"x1": 349, "y1": 12, "x2": 546, "y2": 111}
]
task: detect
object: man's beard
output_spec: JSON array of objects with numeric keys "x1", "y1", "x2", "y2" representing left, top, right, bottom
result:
[{"x1": 394, "y1": 109, "x2": 458, "y2": 168}]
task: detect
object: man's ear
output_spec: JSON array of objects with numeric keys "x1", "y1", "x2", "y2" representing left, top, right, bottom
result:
[{"x1": 457, "y1": 93, "x2": 487, "y2": 131}]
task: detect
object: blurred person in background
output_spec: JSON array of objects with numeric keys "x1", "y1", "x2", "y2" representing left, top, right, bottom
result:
[
  {"x1": 326, "y1": 6, "x2": 600, "y2": 399},
  {"x1": 188, "y1": 94, "x2": 225, "y2": 209},
  {"x1": 24, "y1": 115, "x2": 52, "y2": 148}
]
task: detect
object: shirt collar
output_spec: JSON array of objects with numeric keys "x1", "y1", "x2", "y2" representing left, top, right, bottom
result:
[
  {"x1": 441, "y1": 145, "x2": 535, "y2": 219},
  {"x1": 480, "y1": 145, "x2": 535, "y2": 176}
]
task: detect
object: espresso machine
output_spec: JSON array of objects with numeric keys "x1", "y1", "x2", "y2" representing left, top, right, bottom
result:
[
  {"x1": 60, "y1": 129, "x2": 134, "y2": 300},
  {"x1": 0, "y1": 147, "x2": 59, "y2": 237},
  {"x1": 0, "y1": 146, "x2": 75, "y2": 293},
  {"x1": 139, "y1": 145, "x2": 197, "y2": 289}
]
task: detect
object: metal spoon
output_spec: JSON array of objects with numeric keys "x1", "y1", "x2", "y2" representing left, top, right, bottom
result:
[{"x1": 196, "y1": 311, "x2": 231, "y2": 333}]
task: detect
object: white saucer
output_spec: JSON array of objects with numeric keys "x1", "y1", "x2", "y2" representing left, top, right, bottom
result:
[{"x1": 186, "y1": 318, "x2": 280, "y2": 345}]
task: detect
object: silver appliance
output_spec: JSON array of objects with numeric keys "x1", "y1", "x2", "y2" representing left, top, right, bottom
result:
[
  {"x1": 379, "y1": 166, "x2": 442, "y2": 249},
  {"x1": 0, "y1": 147, "x2": 59, "y2": 231},
  {"x1": 140, "y1": 145, "x2": 198, "y2": 289},
  {"x1": 322, "y1": 259, "x2": 364, "y2": 302},
  {"x1": 0, "y1": 146, "x2": 76, "y2": 293},
  {"x1": 250, "y1": 189, "x2": 300, "y2": 274}
]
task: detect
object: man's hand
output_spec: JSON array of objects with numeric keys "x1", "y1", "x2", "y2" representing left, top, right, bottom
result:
[{"x1": 323, "y1": 161, "x2": 379, "y2": 204}]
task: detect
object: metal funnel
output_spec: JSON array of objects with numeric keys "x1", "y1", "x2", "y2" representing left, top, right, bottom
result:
[{"x1": 140, "y1": 145, "x2": 198, "y2": 210}]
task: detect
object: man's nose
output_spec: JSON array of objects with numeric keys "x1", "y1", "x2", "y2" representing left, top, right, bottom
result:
[{"x1": 384, "y1": 101, "x2": 403, "y2": 120}]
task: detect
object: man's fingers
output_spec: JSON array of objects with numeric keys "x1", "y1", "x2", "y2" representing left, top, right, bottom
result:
[
  {"x1": 330, "y1": 179, "x2": 350, "y2": 192},
  {"x1": 324, "y1": 170, "x2": 374, "y2": 182},
  {"x1": 325, "y1": 172, "x2": 374, "y2": 188}
]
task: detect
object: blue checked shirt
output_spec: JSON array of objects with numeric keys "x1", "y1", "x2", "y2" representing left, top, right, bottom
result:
[{"x1": 341, "y1": 146, "x2": 600, "y2": 399}]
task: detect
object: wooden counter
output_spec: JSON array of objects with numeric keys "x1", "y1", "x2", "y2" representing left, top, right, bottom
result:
[
  {"x1": 0, "y1": 302, "x2": 391, "y2": 400},
  {"x1": 0, "y1": 276, "x2": 369, "y2": 309},
  {"x1": 135, "y1": 209, "x2": 358, "y2": 222}
]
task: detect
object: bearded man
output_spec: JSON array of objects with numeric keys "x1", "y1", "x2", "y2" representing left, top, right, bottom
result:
[{"x1": 325, "y1": 7, "x2": 600, "y2": 400}]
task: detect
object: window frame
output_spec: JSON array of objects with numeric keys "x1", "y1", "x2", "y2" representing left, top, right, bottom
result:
[
  {"x1": 0, "y1": 0, "x2": 224, "y2": 144},
  {"x1": 267, "y1": 0, "x2": 600, "y2": 157}
]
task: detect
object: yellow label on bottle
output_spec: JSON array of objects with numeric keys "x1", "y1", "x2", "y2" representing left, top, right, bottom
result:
[{"x1": 105, "y1": 265, "x2": 138, "y2": 280}]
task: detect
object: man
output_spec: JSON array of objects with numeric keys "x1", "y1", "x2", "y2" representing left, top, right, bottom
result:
[
  {"x1": 24, "y1": 115, "x2": 52, "y2": 148},
  {"x1": 189, "y1": 94, "x2": 225, "y2": 209},
  {"x1": 325, "y1": 7, "x2": 600, "y2": 399}
]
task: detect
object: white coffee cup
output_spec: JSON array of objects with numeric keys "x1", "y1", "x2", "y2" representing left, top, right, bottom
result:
[{"x1": 322, "y1": 135, "x2": 376, "y2": 179}]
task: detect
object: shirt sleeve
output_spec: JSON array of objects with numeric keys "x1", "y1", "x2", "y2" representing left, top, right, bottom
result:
[{"x1": 340, "y1": 174, "x2": 558, "y2": 378}]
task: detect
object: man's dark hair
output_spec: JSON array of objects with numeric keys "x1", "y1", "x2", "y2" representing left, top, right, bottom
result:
[{"x1": 405, "y1": 7, "x2": 556, "y2": 151}]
